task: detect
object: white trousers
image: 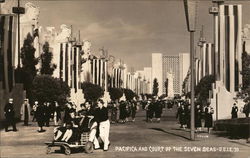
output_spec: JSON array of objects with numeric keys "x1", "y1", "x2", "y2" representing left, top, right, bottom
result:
[{"x1": 99, "y1": 120, "x2": 110, "y2": 150}]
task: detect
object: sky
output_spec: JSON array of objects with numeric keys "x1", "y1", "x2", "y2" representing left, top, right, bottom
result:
[{"x1": 19, "y1": 0, "x2": 250, "y2": 71}]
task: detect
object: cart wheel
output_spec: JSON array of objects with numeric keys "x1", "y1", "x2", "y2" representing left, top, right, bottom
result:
[
  {"x1": 64, "y1": 146, "x2": 71, "y2": 155},
  {"x1": 85, "y1": 141, "x2": 94, "y2": 154},
  {"x1": 46, "y1": 147, "x2": 52, "y2": 154}
]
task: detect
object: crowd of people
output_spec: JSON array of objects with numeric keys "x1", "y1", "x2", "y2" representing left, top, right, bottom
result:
[
  {"x1": 3, "y1": 96, "x2": 250, "y2": 148},
  {"x1": 108, "y1": 100, "x2": 139, "y2": 124},
  {"x1": 175, "y1": 100, "x2": 214, "y2": 133}
]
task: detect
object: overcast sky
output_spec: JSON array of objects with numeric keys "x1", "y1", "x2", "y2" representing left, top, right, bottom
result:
[{"x1": 21, "y1": 0, "x2": 250, "y2": 71}]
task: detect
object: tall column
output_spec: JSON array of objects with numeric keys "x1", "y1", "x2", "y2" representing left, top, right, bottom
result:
[
  {"x1": 76, "y1": 47, "x2": 79, "y2": 91},
  {"x1": 92, "y1": 59, "x2": 96, "y2": 84},
  {"x1": 219, "y1": 5, "x2": 225, "y2": 85},
  {"x1": 104, "y1": 61, "x2": 107, "y2": 91},
  {"x1": 96, "y1": 59, "x2": 100, "y2": 86},
  {"x1": 62, "y1": 43, "x2": 66, "y2": 82},
  {"x1": 202, "y1": 43, "x2": 206, "y2": 77},
  {"x1": 214, "y1": 14, "x2": 219, "y2": 80},
  {"x1": 237, "y1": 5, "x2": 242, "y2": 90},
  {"x1": 100, "y1": 60, "x2": 103, "y2": 87},
  {"x1": 229, "y1": 5, "x2": 235, "y2": 92},
  {"x1": 208, "y1": 43, "x2": 212, "y2": 75},
  {"x1": 67, "y1": 43, "x2": 71, "y2": 86}
]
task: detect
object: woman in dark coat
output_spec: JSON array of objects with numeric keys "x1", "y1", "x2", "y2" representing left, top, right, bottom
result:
[
  {"x1": 176, "y1": 104, "x2": 186, "y2": 128},
  {"x1": 36, "y1": 102, "x2": 46, "y2": 132},
  {"x1": 204, "y1": 104, "x2": 214, "y2": 133},
  {"x1": 119, "y1": 101, "x2": 127, "y2": 123},
  {"x1": 185, "y1": 105, "x2": 191, "y2": 129},
  {"x1": 231, "y1": 103, "x2": 238, "y2": 119},
  {"x1": 195, "y1": 104, "x2": 202, "y2": 131}
]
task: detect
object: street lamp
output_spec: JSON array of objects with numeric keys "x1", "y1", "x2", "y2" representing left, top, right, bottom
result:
[
  {"x1": 183, "y1": 0, "x2": 198, "y2": 141},
  {"x1": 12, "y1": 0, "x2": 25, "y2": 69}
]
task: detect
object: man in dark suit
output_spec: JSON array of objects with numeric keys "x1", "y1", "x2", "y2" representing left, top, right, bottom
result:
[
  {"x1": 4, "y1": 98, "x2": 17, "y2": 132},
  {"x1": 231, "y1": 103, "x2": 238, "y2": 119}
]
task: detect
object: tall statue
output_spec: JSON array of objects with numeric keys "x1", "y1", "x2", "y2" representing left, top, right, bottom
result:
[
  {"x1": 55, "y1": 24, "x2": 71, "y2": 43},
  {"x1": 167, "y1": 71, "x2": 174, "y2": 98},
  {"x1": 80, "y1": 41, "x2": 92, "y2": 82}
]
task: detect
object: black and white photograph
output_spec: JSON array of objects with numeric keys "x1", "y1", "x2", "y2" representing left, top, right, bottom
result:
[{"x1": 0, "y1": 0, "x2": 250, "y2": 157}]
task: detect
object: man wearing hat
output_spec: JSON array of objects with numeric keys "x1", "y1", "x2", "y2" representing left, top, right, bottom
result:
[
  {"x1": 20, "y1": 99, "x2": 31, "y2": 126},
  {"x1": 4, "y1": 98, "x2": 17, "y2": 132}
]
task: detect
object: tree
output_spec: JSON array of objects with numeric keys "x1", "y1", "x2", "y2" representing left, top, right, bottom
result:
[
  {"x1": 40, "y1": 42, "x2": 56, "y2": 75},
  {"x1": 21, "y1": 33, "x2": 38, "y2": 79},
  {"x1": 31, "y1": 75, "x2": 70, "y2": 105},
  {"x1": 20, "y1": 33, "x2": 39, "y2": 100},
  {"x1": 81, "y1": 82, "x2": 104, "y2": 103},
  {"x1": 195, "y1": 75, "x2": 215, "y2": 105},
  {"x1": 109, "y1": 88, "x2": 123, "y2": 101},
  {"x1": 241, "y1": 42, "x2": 250, "y2": 91},
  {"x1": 152, "y1": 78, "x2": 159, "y2": 96},
  {"x1": 164, "y1": 78, "x2": 168, "y2": 97},
  {"x1": 124, "y1": 88, "x2": 136, "y2": 101}
]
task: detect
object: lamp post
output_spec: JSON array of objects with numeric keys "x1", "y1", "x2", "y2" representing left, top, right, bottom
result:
[
  {"x1": 12, "y1": 0, "x2": 25, "y2": 69},
  {"x1": 183, "y1": 0, "x2": 198, "y2": 141}
]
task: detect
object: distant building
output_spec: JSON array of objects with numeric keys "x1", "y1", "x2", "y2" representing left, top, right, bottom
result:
[{"x1": 162, "y1": 55, "x2": 180, "y2": 95}]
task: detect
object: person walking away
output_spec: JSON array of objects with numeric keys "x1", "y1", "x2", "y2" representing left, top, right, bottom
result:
[
  {"x1": 185, "y1": 105, "x2": 191, "y2": 129},
  {"x1": 131, "y1": 101, "x2": 138, "y2": 122},
  {"x1": 44, "y1": 102, "x2": 52, "y2": 127},
  {"x1": 176, "y1": 104, "x2": 186, "y2": 129},
  {"x1": 4, "y1": 98, "x2": 17, "y2": 132},
  {"x1": 148, "y1": 99, "x2": 156, "y2": 123},
  {"x1": 94, "y1": 99, "x2": 110, "y2": 151},
  {"x1": 195, "y1": 104, "x2": 202, "y2": 132},
  {"x1": 36, "y1": 101, "x2": 46, "y2": 132},
  {"x1": 119, "y1": 101, "x2": 126, "y2": 123},
  {"x1": 111, "y1": 101, "x2": 118, "y2": 124},
  {"x1": 32, "y1": 101, "x2": 39, "y2": 122},
  {"x1": 125, "y1": 101, "x2": 131, "y2": 122},
  {"x1": 231, "y1": 103, "x2": 238, "y2": 119},
  {"x1": 144, "y1": 99, "x2": 151, "y2": 122},
  {"x1": 204, "y1": 103, "x2": 214, "y2": 133},
  {"x1": 20, "y1": 99, "x2": 31, "y2": 126},
  {"x1": 243, "y1": 100, "x2": 249, "y2": 117},
  {"x1": 155, "y1": 100, "x2": 163, "y2": 123}
]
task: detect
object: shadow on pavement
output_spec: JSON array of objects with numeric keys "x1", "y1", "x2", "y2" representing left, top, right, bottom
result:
[{"x1": 149, "y1": 127, "x2": 190, "y2": 140}]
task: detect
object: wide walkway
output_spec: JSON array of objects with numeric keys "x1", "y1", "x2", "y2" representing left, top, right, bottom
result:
[{"x1": 0, "y1": 107, "x2": 249, "y2": 158}]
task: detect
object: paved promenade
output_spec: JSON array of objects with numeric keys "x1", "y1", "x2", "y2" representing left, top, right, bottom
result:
[{"x1": 0, "y1": 108, "x2": 249, "y2": 158}]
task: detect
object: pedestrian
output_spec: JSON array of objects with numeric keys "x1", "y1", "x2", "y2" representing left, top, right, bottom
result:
[
  {"x1": 54, "y1": 101, "x2": 61, "y2": 126},
  {"x1": 144, "y1": 99, "x2": 151, "y2": 122},
  {"x1": 119, "y1": 101, "x2": 126, "y2": 123},
  {"x1": 20, "y1": 99, "x2": 31, "y2": 126},
  {"x1": 231, "y1": 103, "x2": 238, "y2": 119},
  {"x1": 36, "y1": 101, "x2": 46, "y2": 132},
  {"x1": 32, "y1": 101, "x2": 39, "y2": 122},
  {"x1": 176, "y1": 104, "x2": 186, "y2": 129},
  {"x1": 44, "y1": 102, "x2": 52, "y2": 127},
  {"x1": 131, "y1": 100, "x2": 138, "y2": 122},
  {"x1": 204, "y1": 103, "x2": 214, "y2": 133},
  {"x1": 94, "y1": 99, "x2": 110, "y2": 151},
  {"x1": 155, "y1": 100, "x2": 163, "y2": 123},
  {"x1": 125, "y1": 101, "x2": 131, "y2": 122},
  {"x1": 148, "y1": 99, "x2": 155, "y2": 123},
  {"x1": 4, "y1": 98, "x2": 17, "y2": 132},
  {"x1": 111, "y1": 101, "x2": 118, "y2": 124},
  {"x1": 243, "y1": 100, "x2": 249, "y2": 117},
  {"x1": 63, "y1": 103, "x2": 72, "y2": 125},
  {"x1": 195, "y1": 104, "x2": 202, "y2": 132},
  {"x1": 186, "y1": 105, "x2": 191, "y2": 129}
]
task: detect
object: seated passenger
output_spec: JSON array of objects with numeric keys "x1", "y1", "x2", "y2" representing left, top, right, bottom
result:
[{"x1": 54, "y1": 109, "x2": 79, "y2": 143}]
